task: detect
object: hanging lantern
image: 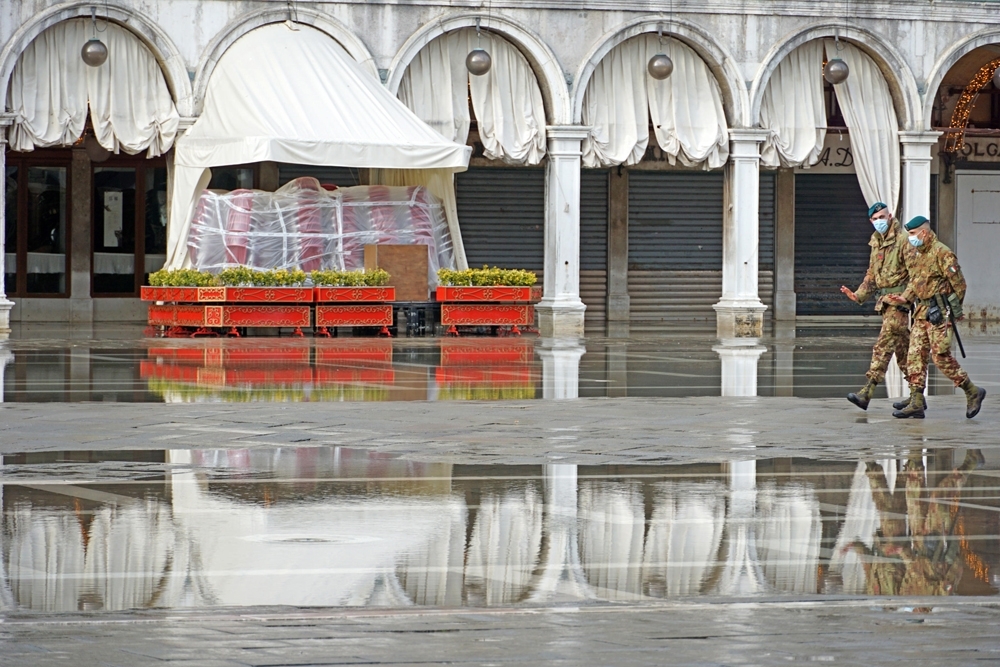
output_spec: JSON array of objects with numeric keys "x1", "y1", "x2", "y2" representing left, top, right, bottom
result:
[
  {"x1": 466, "y1": 48, "x2": 492, "y2": 76},
  {"x1": 648, "y1": 53, "x2": 674, "y2": 80},
  {"x1": 83, "y1": 135, "x2": 111, "y2": 163},
  {"x1": 81, "y1": 38, "x2": 108, "y2": 67},
  {"x1": 992, "y1": 66, "x2": 1000, "y2": 89},
  {"x1": 824, "y1": 58, "x2": 850, "y2": 84}
]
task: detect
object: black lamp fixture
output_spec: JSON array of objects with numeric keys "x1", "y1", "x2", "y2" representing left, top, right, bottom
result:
[{"x1": 81, "y1": 6, "x2": 108, "y2": 67}]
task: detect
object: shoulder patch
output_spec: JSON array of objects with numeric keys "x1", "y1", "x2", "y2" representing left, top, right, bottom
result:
[{"x1": 949, "y1": 265, "x2": 958, "y2": 273}]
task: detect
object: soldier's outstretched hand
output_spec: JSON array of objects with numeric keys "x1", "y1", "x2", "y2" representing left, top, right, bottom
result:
[{"x1": 840, "y1": 286, "x2": 858, "y2": 302}]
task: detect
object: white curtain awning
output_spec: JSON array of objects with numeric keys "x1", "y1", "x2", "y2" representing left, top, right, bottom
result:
[
  {"x1": 6, "y1": 19, "x2": 179, "y2": 156},
  {"x1": 166, "y1": 22, "x2": 471, "y2": 270}
]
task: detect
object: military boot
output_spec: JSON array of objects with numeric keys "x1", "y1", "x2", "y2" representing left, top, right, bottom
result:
[
  {"x1": 893, "y1": 388, "x2": 926, "y2": 419},
  {"x1": 847, "y1": 380, "x2": 877, "y2": 411},
  {"x1": 960, "y1": 379, "x2": 986, "y2": 419},
  {"x1": 892, "y1": 393, "x2": 929, "y2": 411}
]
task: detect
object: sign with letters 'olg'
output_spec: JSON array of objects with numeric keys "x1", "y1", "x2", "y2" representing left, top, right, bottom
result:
[{"x1": 957, "y1": 138, "x2": 1000, "y2": 162}]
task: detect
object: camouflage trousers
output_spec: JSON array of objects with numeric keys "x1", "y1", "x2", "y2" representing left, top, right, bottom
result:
[
  {"x1": 906, "y1": 319, "x2": 969, "y2": 389},
  {"x1": 866, "y1": 306, "x2": 910, "y2": 383}
]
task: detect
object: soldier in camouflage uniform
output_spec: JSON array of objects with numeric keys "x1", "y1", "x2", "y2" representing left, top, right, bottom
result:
[
  {"x1": 841, "y1": 202, "x2": 913, "y2": 410},
  {"x1": 884, "y1": 216, "x2": 986, "y2": 419}
]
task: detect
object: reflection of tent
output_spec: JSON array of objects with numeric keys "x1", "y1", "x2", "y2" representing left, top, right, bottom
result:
[{"x1": 165, "y1": 22, "x2": 471, "y2": 270}]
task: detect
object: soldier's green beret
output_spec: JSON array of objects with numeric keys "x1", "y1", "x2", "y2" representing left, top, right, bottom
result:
[
  {"x1": 905, "y1": 215, "x2": 929, "y2": 231},
  {"x1": 868, "y1": 202, "x2": 887, "y2": 218}
]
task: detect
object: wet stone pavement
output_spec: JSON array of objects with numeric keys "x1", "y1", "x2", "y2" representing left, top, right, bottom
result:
[{"x1": 2, "y1": 326, "x2": 1000, "y2": 665}]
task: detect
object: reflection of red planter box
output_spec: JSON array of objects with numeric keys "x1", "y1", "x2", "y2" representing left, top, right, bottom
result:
[
  {"x1": 434, "y1": 367, "x2": 533, "y2": 383},
  {"x1": 315, "y1": 340, "x2": 393, "y2": 365},
  {"x1": 315, "y1": 287, "x2": 395, "y2": 302},
  {"x1": 147, "y1": 304, "x2": 310, "y2": 328},
  {"x1": 316, "y1": 305, "x2": 393, "y2": 327},
  {"x1": 440, "y1": 304, "x2": 533, "y2": 327},
  {"x1": 142, "y1": 286, "x2": 314, "y2": 302},
  {"x1": 314, "y1": 368, "x2": 395, "y2": 384},
  {"x1": 436, "y1": 286, "x2": 532, "y2": 302},
  {"x1": 146, "y1": 346, "x2": 311, "y2": 366},
  {"x1": 439, "y1": 339, "x2": 535, "y2": 365}
]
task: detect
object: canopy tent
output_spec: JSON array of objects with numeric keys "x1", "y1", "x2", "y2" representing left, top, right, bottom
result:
[{"x1": 165, "y1": 22, "x2": 471, "y2": 270}]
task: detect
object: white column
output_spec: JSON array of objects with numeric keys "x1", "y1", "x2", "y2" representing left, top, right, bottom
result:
[
  {"x1": 715, "y1": 130, "x2": 769, "y2": 339},
  {"x1": 898, "y1": 131, "x2": 943, "y2": 224},
  {"x1": 0, "y1": 120, "x2": 14, "y2": 338},
  {"x1": 536, "y1": 126, "x2": 589, "y2": 339},
  {"x1": 538, "y1": 338, "x2": 585, "y2": 399}
]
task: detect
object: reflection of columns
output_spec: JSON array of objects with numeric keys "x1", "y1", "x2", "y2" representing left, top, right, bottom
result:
[
  {"x1": 69, "y1": 348, "x2": 91, "y2": 403},
  {"x1": 773, "y1": 168, "x2": 796, "y2": 321},
  {"x1": 605, "y1": 342, "x2": 628, "y2": 398},
  {"x1": 0, "y1": 348, "x2": 11, "y2": 402},
  {"x1": 0, "y1": 123, "x2": 13, "y2": 337},
  {"x1": 715, "y1": 459, "x2": 766, "y2": 595},
  {"x1": 713, "y1": 339, "x2": 765, "y2": 398},
  {"x1": 529, "y1": 464, "x2": 592, "y2": 602},
  {"x1": 773, "y1": 322, "x2": 795, "y2": 397},
  {"x1": 899, "y1": 131, "x2": 943, "y2": 224},
  {"x1": 538, "y1": 338, "x2": 585, "y2": 399},
  {"x1": 537, "y1": 126, "x2": 589, "y2": 338},
  {"x1": 715, "y1": 130, "x2": 769, "y2": 339}
]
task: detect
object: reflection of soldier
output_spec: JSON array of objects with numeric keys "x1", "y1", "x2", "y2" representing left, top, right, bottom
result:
[
  {"x1": 886, "y1": 216, "x2": 986, "y2": 419},
  {"x1": 842, "y1": 202, "x2": 913, "y2": 410},
  {"x1": 844, "y1": 450, "x2": 984, "y2": 598}
]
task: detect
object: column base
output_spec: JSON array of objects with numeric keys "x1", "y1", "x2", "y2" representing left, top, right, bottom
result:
[
  {"x1": 713, "y1": 300, "x2": 767, "y2": 339},
  {"x1": 0, "y1": 298, "x2": 12, "y2": 339},
  {"x1": 536, "y1": 298, "x2": 586, "y2": 339},
  {"x1": 774, "y1": 290, "x2": 796, "y2": 321}
]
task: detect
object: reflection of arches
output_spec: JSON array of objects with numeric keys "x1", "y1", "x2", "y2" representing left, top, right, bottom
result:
[
  {"x1": 191, "y1": 7, "x2": 378, "y2": 115},
  {"x1": 750, "y1": 23, "x2": 920, "y2": 131},
  {"x1": 0, "y1": 1, "x2": 192, "y2": 116},
  {"x1": 573, "y1": 16, "x2": 748, "y2": 127},
  {"x1": 385, "y1": 12, "x2": 571, "y2": 125},
  {"x1": 924, "y1": 28, "x2": 1000, "y2": 129}
]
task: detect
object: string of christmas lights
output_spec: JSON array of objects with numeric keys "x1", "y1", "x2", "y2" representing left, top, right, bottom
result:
[{"x1": 945, "y1": 57, "x2": 1000, "y2": 153}]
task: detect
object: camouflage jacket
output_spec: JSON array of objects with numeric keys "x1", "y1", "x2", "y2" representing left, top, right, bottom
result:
[
  {"x1": 854, "y1": 219, "x2": 913, "y2": 313},
  {"x1": 901, "y1": 231, "x2": 967, "y2": 320}
]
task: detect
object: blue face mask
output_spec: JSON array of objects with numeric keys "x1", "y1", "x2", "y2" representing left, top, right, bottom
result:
[
  {"x1": 908, "y1": 235, "x2": 923, "y2": 248},
  {"x1": 872, "y1": 219, "x2": 889, "y2": 235}
]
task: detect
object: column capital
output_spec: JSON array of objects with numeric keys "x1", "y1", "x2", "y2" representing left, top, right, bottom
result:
[
  {"x1": 545, "y1": 125, "x2": 591, "y2": 141},
  {"x1": 898, "y1": 130, "x2": 943, "y2": 145},
  {"x1": 729, "y1": 128, "x2": 770, "y2": 144}
]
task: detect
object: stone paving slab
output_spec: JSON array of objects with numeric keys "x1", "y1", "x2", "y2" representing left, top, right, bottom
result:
[
  {"x1": 2, "y1": 600, "x2": 999, "y2": 666},
  {"x1": 1, "y1": 396, "x2": 996, "y2": 465}
]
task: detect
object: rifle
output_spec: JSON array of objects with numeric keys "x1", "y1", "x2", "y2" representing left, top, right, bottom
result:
[{"x1": 943, "y1": 296, "x2": 966, "y2": 359}]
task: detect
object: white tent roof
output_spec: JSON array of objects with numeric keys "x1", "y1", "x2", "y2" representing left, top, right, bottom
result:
[{"x1": 166, "y1": 21, "x2": 471, "y2": 270}]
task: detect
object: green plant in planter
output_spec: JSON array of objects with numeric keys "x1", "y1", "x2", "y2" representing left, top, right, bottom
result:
[
  {"x1": 148, "y1": 269, "x2": 217, "y2": 287},
  {"x1": 310, "y1": 269, "x2": 391, "y2": 287},
  {"x1": 437, "y1": 266, "x2": 537, "y2": 287},
  {"x1": 217, "y1": 267, "x2": 307, "y2": 287}
]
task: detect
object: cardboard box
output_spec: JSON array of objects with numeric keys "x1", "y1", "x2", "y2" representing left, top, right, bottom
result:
[{"x1": 364, "y1": 244, "x2": 429, "y2": 302}]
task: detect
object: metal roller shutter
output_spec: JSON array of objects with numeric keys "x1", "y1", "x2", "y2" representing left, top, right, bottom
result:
[
  {"x1": 277, "y1": 164, "x2": 361, "y2": 188},
  {"x1": 456, "y1": 167, "x2": 545, "y2": 271},
  {"x1": 794, "y1": 174, "x2": 869, "y2": 315},
  {"x1": 581, "y1": 170, "x2": 609, "y2": 329},
  {"x1": 627, "y1": 171, "x2": 725, "y2": 329},
  {"x1": 759, "y1": 171, "x2": 776, "y2": 314}
]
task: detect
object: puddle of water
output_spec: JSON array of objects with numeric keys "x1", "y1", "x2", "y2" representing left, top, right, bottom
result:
[
  {"x1": 3, "y1": 334, "x2": 994, "y2": 403},
  {"x1": 1, "y1": 447, "x2": 997, "y2": 612}
]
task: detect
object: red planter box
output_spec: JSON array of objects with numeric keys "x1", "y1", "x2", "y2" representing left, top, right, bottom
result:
[
  {"x1": 147, "y1": 304, "x2": 310, "y2": 328},
  {"x1": 436, "y1": 286, "x2": 533, "y2": 302},
  {"x1": 315, "y1": 286, "x2": 395, "y2": 302},
  {"x1": 142, "y1": 286, "x2": 314, "y2": 302},
  {"x1": 316, "y1": 305, "x2": 393, "y2": 327},
  {"x1": 440, "y1": 304, "x2": 533, "y2": 327}
]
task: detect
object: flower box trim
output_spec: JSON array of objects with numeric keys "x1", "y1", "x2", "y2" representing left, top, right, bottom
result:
[{"x1": 436, "y1": 286, "x2": 533, "y2": 302}]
